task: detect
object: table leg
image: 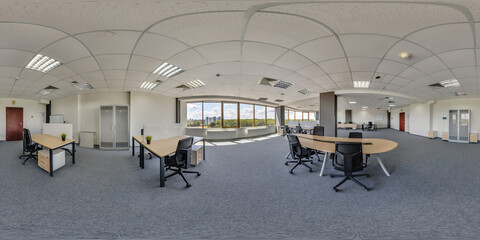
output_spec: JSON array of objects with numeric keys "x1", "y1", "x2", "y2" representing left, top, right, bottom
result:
[
  {"x1": 72, "y1": 142, "x2": 75, "y2": 164},
  {"x1": 160, "y1": 156, "x2": 165, "y2": 187},
  {"x1": 203, "y1": 139, "x2": 206, "y2": 161},
  {"x1": 132, "y1": 137, "x2": 135, "y2": 156},
  {"x1": 319, "y1": 152, "x2": 329, "y2": 177},
  {"x1": 376, "y1": 154, "x2": 390, "y2": 176},
  {"x1": 49, "y1": 149, "x2": 53, "y2": 177},
  {"x1": 140, "y1": 145, "x2": 144, "y2": 169}
]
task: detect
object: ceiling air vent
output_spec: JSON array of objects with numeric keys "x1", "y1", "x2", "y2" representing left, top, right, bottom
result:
[
  {"x1": 176, "y1": 84, "x2": 190, "y2": 90},
  {"x1": 45, "y1": 85, "x2": 58, "y2": 90},
  {"x1": 273, "y1": 80, "x2": 293, "y2": 89},
  {"x1": 388, "y1": 101, "x2": 395, "y2": 104},
  {"x1": 298, "y1": 88, "x2": 313, "y2": 95},
  {"x1": 258, "y1": 77, "x2": 278, "y2": 86},
  {"x1": 274, "y1": 99, "x2": 284, "y2": 102},
  {"x1": 258, "y1": 97, "x2": 268, "y2": 101},
  {"x1": 428, "y1": 83, "x2": 443, "y2": 88}
]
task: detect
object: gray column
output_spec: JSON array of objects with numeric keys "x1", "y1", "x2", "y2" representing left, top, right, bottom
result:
[
  {"x1": 345, "y1": 110, "x2": 352, "y2": 123},
  {"x1": 319, "y1": 92, "x2": 337, "y2": 137},
  {"x1": 277, "y1": 106, "x2": 285, "y2": 126}
]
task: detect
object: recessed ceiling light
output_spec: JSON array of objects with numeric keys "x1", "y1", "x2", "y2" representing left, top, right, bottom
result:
[
  {"x1": 26, "y1": 54, "x2": 62, "y2": 73},
  {"x1": 362, "y1": 106, "x2": 368, "y2": 108},
  {"x1": 439, "y1": 79, "x2": 460, "y2": 88},
  {"x1": 37, "y1": 89, "x2": 51, "y2": 95},
  {"x1": 73, "y1": 82, "x2": 93, "y2": 90},
  {"x1": 140, "y1": 81, "x2": 159, "y2": 90},
  {"x1": 153, "y1": 62, "x2": 184, "y2": 78},
  {"x1": 353, "y1": 81, "x2": 370, "y2": 88},
  {"x1": 185, "y1": 79, "x2": 205, "y2": 89},
  {"x1": 389, "y1": 104, "x2": 395, "y2": 107},
  {"x1": 349, "y1": 101, "x2": 356, "y2": 104},
  {"x1": 399, "y1": 52, "x2": 412, "y2": 59},
  {"x1": 298, "y1": 88, "x2": 313, "y2": 95}
]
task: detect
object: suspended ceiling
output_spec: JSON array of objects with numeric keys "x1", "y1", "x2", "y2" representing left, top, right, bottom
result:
[{"x1": 1, "y1": 0, "x2": 480, "y2": 110}]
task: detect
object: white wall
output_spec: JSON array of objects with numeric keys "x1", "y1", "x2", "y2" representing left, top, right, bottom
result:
[
  {"x1": 0, "y1": 98, "x2": 46, "y2": 141},
  {"x1": 130, "y1": 92, "x2": 185, "y2": 142},
  {"x1": 408, "y1": 103, "x2": 431, "y2": 137},
  {"x1": 390, "y1": 106, "x2": 409, "y2": 132},
  {"x1": 352, "y1": 109, "x2": 388, "y2": 128},
  {"x1": 337, "y1": 110, "x2": 345, "y2": 123},
  {"x1": 431, "y1": 98, "x2": 480, "y2": 134},
  {"x1": 51, "y1": 95, "x2": 80, "y2": 141}
]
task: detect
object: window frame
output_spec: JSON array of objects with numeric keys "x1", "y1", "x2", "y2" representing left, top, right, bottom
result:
[{"x1": 221, "y1": 101, "x2": 239, "y2": 128}]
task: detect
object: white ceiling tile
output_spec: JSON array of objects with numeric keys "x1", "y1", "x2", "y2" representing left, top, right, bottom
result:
[
  {"x1": 79, "y1": 71, "x2": 105, "y2": 82},
  {"x1": 398, "y1": 67, "x2": 427, "y2": 81},
  {"x1": 411, "y1": 56, "x2": 447, "y2": 75},
  {"x1": 429, "y1": 70, "x2": 455, "y2": 82},
  {"x1": 134, "y1": 33, "x2": 189, "y2": 60},
  {"x1": 274, "y1": 51, "x2": 312, "y2": 71},
  {"x1": 317, "y1": 58, "x2": 349, "y2": 74},
  {"x1": 0, "y1": 23, "x2": 67, "y2": 51},
  {"x1": 384, "y1": 40, "x2": 434, "y2": 64},
  {"x1": 406, "y1": 23, "x2": 473, "y2": 53},
  {"x1": 42, "y1": 37, "x2": 91, "y2": 63},
  {"x1": 103, "y1": 70, "x2": 126, "y2": 80},
  {"x1": 452, "y1": 67, "x2": 476, "y2": 79},
  {"x1": 438, "y1": 49, "x2": 475, "y2": 69},
  {"x1": 294, "y1": 37, "x2": 344, "y2": 63},
  {"x1": 330, "y1": 72, "x2": 351, "y2": 83},
  {"x1": 76, "y1": 31, "x2": 141, "y2": 55},
  {"x1": 0, "y1": 66, "x2": 22, "y2": 78},
  {"x1": 168, "y1": 49, "x2": 208, "y2": 70},
  {"x1": 125, "y1": 70, "x2": 150, "y2": 82},
  {"x1": 377, "y1": 60, "x2": 409, "y2": 76},
  {"x1": 195, "y1": 42, "x2": 241, "y2": 63},
  {"x1": 297, "y1": 65, "x2": 326, "y2": 79},
  {"x1": 348, "y1": 58, "x2": 381, "y2": 72},
  {"x1": 241, "y1": 62, "x2": 270, "y2": 76},
  {"x1": 96, "y1": 54, "x2": 130, "y2": 70},
  {"x1": 340, "y1": 35, "x2": 396, "y2": 58},
  {"x1": 37, "y1": 75, "x2": 59, "y2": 85},
  {"x1": 351, "y1": 72, "x2": 374, "y2": 82},
  {"x1": 242, "y1": 42, "x2": 287, "y2": 64},
  {"x1": 66, "y1": 57, "x2": 101, "y2": 74},
  {"x1": 47, "y1": 65, "x2": 77, "y2": 80}
]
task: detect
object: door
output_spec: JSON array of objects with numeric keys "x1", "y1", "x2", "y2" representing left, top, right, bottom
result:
[
  {"x1": 399, "y1": 112, "x2": 405, "y2": 132},
  {"x1": 100, "y1": 106, "x2": 114, "y2": 149},
  {"x1": 449, "y1": 110, "x2": 458, "y2": 141},
  {"x1": 458, "y1": 110, "x2": 470, "y2": 142},
  {"x1": 6, "y1": 107, "x2": 23, "y2": 141}
]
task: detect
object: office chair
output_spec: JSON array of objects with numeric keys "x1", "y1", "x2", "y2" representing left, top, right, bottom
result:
[
  {"x1": 138, "y1": 129, "x2": 152, "y2": 159},
  {"x1": 367, "y1": 121, "x2": 373, "y2": 131},
  {"x1": 164, "y1": 137, "x2": 200, "y2": 188},
  {"x1": 19, "y1": 128, "x2": 40, "y2": 165},
  {"x1": 330, "y1": 142, "x2": 370, "y2": 192},
  {"x1": 284, "y1": 125, "x2": 292, "y2": 159},
  {"x1": 285, "y1": 134, "x2": 313, "y2": 173},
  {"x1": 296, "y1": 125, "x2": 304, "y2": 134},
  {"x1": 348, "y1": 132, "x2": 369, "y2": 167},
  {"x1": 312, "y1": 126, "x2": 325, "y2": 162}
]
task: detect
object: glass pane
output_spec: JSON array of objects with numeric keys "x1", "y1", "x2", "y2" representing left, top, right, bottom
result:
[
  {"x1": 267, "y1": 107, "x2": 275, "y2": 126},
  {"x1": 204, "y1": 102, "x2": 221, "y2": 128},
  {"x1": 295, "y1": 111, "x2": 302, "y2": 122},
  {"x1": 449, "y1": 110, "x2": 458, "y2": 140},
  {"x1": 255, "y1": 105, "x2": 266, "y2": 126},
  {"x1": 187, "y1": 102, "x2": 203, "y2": 128},
  {"x1": 289, "y1": 110, "x2": 294, "y2": 122},
  {"x1": 240, "y1": 104, "x2": 254, "y2": 127},
  {"x1": 459, "y1": 110, "x2": 469, "y2": 141},
  {"x1": 100, "y1": 106, "x2": 114, "y2": 148},
  {"x1": 309, "y1": 112, "x2": 316, "y2": 121},
  {"x1": 223, "y1": 103, "x2": 238, "y2": 127},
  {"x1": 284, "y1": 110, "x2": 288, "y2": 124},
  {"x1": 115, "y1": 106, "x2": 129, "y2": 148},
  {"x1": 303, "y1": 112, "x2": 308, "y2": 121}
]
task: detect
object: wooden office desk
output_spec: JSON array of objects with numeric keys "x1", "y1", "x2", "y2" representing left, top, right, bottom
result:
[
  {"x1": 132, "y1": 135, "x2": 205, "y2": 187},
  {"x1": 31, "y1": 134, "x2": 76, "y2": 177},
  {"x1": 294, "y1": 134, "x2": 398, "y2": 177}
]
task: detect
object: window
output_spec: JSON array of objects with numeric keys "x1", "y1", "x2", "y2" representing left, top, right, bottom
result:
[
  {"x1": 309, "y1": 112, "x2": 316, "y2": 121},
  {"x1": 240, "y1": 104, "x2": 254, "y2": 127},
  {"x1": 222, "y1": 102, "x2": 238, "y2": 127},
  {"x1": 267, "y1": 107, "x2": 276, "y2": 126},
  {"x1": 255, "y1": 105, "x2": 266, "y2": 126},
  {"x1": 295, "y1": 111, "x2": 302, "y2": 121},
  {"x1": 289, "y1": 110, "x2": 294, "y2": 122},
  {"x1": 303, "y1": 112, "x2": 308, "y2": 121},
  {"x1": 204, "y1": 102, "x2": 221, "y2": 128},
  {"x1": 186, "y1": 102, "x2": 203, "y2": 128},
  {"x1": 284, "y1": 109, "x2": 289, "y2": 124}
]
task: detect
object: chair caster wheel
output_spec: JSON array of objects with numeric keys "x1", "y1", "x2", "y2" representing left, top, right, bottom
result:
[
  {"x1": 197, "y1": 173, "x2": 201, "y2": 176},
  {"x1": 285, "y1": 162, "x2": 288, "y2": 165},
  {"x1": 186, "y1": 184, "x2": 191, "y2": 188},
  {"x1": 333, "y1": 188, "x2": 339, "y2": 192},
  {"x1": 366, "y1": 174, "x2": 370, "y2": 178},
  {"x1": 365, "y1": 188, "x2": 370, "y2": 191},
  {"x1": 22, "y1": 162, "x2": 25, "y2": 165},
  {"x1": 289, "y1": 171, "x2": 293, "y2": 174},
  {"x1": 309, "y1": 169, "x2": 313, "y2": 172}
]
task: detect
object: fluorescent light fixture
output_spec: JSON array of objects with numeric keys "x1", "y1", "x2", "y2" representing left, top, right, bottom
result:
[
  {"x1": 26, "y1": 54, "x2": 62, "y2": 73},
  {"x1": 353, "y1": 81, "x2": 370, "y2": 88},
  {"x1": 298, "y1": 88, "x2": 313, "y2": 95},
  {"x1": 185, "y1": 79, "x2": 205, "y2": 89},
  {"x1": 362, "y1": 106, "x2": 368, "y2": 108},
  {"x1": 439, "y1": 79, "x2": 460, "y2": 88},
  {"x1": 349, "y1": 101, "x2": 356, "y2": 104},
  {"x1": 153, "y1": 62, "x2": 184, "y2": 78},
  {"x1": 73, "y1": 82, "x2": 93, "y2": 90},
  {"x1": 37, "y1": 89, "x2": 51, "y2": 95},
  {"x1": 389, "y1": 104, "x2": 395, "y2": 107},
  {"x1": 140, "y1": 81, "x2": 159, "y2": 90}
]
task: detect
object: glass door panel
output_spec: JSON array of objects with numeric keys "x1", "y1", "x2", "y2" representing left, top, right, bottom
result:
[{"x1": 448, "y1": 110, "x2": 458, "y2": 141}]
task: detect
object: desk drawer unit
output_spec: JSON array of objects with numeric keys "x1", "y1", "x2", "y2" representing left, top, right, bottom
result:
[
  {"x1": 470, "y1": 133, "x2": 478, "y2": 143},
  {"x1": 191, "y1": 145, "x2": 203, "y2": 166},
  {"x1": 442, "y1": 132, "x2": 449, "y2": 141},
  {"x1": 38, "y1": 149, "x2": 66, "y2": 173}
]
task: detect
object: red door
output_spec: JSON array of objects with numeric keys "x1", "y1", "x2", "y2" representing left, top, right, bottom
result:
[
  {"x1": 399, "y1": 112, "x2": 405, "y2": 132},
  {"x1": 6, "y1": 107, "x2": 23, "y2": 141}
]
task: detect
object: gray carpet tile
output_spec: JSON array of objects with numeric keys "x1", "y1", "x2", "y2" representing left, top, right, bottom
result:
[{"x1": 1, "y1": 129, "x2": 479, "y2": 240}]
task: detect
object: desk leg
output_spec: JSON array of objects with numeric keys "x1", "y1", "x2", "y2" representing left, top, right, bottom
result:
[
  {"x1": 49, "y1": 149, "x2": 53, "y2": 177},
  {"x1": 72, "y1": 142, "x2": 75, "y2": 164},
  {"x1": 132, "y1": 137, "x2": 135, "y2": 156},
  {"x1": 203, "y1": 139, "x2": 206, "y2": 161},
  {"x1": 376, "y1": 154, "x2": 390, "y2": 176},
  {"x1": 160, "y1": 156, "x2": 165, "y2": 187},
  {"x1": 319, "y1": 152, "x2": 329, "y2": 177},
  {"x1": 140, "y1": 145, "x2": 144, "y2": 169}
]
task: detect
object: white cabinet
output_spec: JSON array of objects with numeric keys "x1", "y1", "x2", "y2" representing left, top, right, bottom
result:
[{"x1": 99, "y1": 106, "x2": 129, "y2": 150}]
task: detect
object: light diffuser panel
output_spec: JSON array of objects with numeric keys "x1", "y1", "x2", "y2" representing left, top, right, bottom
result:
[{"x1": 26, "y1": 54, "x2": 62, "y2": 73}]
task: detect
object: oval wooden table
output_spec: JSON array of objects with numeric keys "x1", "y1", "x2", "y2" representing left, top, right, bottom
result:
[{"x1": 294, "y1": 134, "x2": 398, "y2": 177}]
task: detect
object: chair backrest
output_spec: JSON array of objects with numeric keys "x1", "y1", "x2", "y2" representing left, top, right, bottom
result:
[
  {"x1": 368, "y1": 121, "x2": 373, "y2": 127},
  {"x1": 348, "y1": 132, "x2": 362, "y2": 139},
  {"x1": 141, "y1": 128, "x2": 144, "y2": 135},
  {"x1": 296, "y1": 125, "x2": 303, "y2": 133},
  {"x1": 312, "y1": 126, "x2": 324, "y2": 136},
  {"x1": 284, "y1": 125, "x2": 291, "y2": 134},
  {"x1": 334, "y1": 142, "x2": 364, "y2": 175},
  {"x1": 23, "y1": 128, "x2": 35, "y2": 151},
  {"x1": 174, "y1": 137, "x2": 193, "y2": 165},
  {"x1": 287, "y1": 134, "x2": 303, "y2": 159}
]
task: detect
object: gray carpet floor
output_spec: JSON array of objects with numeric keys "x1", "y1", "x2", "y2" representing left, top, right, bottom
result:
[{"x1": 1, "y1": 129, "x2": 479, "y2": 240}]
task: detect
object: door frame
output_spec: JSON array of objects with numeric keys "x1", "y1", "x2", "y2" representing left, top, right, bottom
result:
[{"x1": 6, "y1": 107, "x2": 24, "y2": 141}]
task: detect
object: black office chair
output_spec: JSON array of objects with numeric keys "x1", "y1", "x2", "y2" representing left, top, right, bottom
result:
[
  {"x1": 18, "y1": 128, "x2": 40, "y2": 165},
  {"x1": 285, "y1": 134, "x2": 313, "y2": 173},
  {"x1": 348, "y1": 132, "x2": 369, "y2": 167},
  {"x1": 367, "y1": 122, "x2": 373, "y2": 131},
  {"x1": 284, "y1": 125, "x2": 292, "y2": 159},
  {"x1": 312, "y1": 126, "x2": 325, "y2": 162},
  {"x1": 295, "y1": 125, "x2": 304, "y2": 134},
  {"x1": 164, "y1": 137, "x2": 200, "y2": 188},
  {"x1": 330, "y1": 142, "x2": 370, "y2": 192}
]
